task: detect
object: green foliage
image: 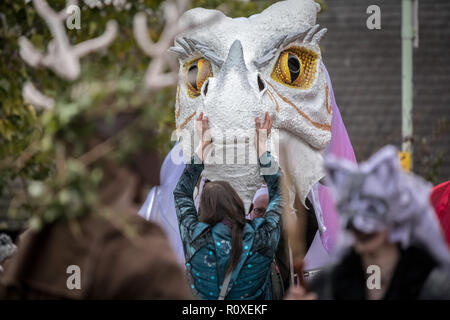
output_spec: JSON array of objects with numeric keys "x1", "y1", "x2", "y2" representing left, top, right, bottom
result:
[{"x1": 0, "y1": 1, "x2": 48, "y2": 195}]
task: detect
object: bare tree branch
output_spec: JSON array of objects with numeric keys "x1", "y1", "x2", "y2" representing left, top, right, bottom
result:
[
  {"x1": 19, "y1": 0, "x2": 118, "y2": 81},
  {"x1": 22, "y1": 81, "x2": 55, "y2": 110},
  {"x1": 73, "y1": 20, "x2": 119, "y2": 57},
  {"x1": 133, "y1": 0, "x2": 191, "y2": 89}
]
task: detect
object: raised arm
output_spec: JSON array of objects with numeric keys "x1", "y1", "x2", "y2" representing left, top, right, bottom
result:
[
  {"x1": 173, "y1": 153, "x2": 204, "y2": 241},
  {"x1": 253, "y1": 113, "x2": 283, "y2": 252},
  {"x1": 256, "y1": 151, "x2": 283, "y2": 237},
  {"x1": 173, "y1": 112, "x2": 212, "y2": 248}
]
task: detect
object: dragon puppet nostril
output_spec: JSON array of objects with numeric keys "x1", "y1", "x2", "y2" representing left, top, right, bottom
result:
[
  {"x1": 257, "y1": 74, "x2": 265, "y2": 92},
  {"x1": 202, "y1": 80, "x2": 209, "y2": 96}
]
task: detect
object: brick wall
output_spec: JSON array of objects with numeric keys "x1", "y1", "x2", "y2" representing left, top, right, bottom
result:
[{"x1": 319, "y1": 0, "x2": 449, "y2": 183}]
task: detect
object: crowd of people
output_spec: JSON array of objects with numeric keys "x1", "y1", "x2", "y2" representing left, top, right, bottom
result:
[
  {"x1": 0, "y1": 112, "x2": 449, "y2": 300},
  {"x1": 174, "y1": 112, "x2": 450, "y2": 300}
]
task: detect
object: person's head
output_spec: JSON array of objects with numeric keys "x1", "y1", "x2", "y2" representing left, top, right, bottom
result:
[
  {"x1": 325, "y1": 146, "x2": 450, "y2": 268},
  {"x1": 249, "y1": 187, "x2": 269, "y2": 220},
  {"x1": 198, "y1": 181, "x2": 246, "y2": 273}
]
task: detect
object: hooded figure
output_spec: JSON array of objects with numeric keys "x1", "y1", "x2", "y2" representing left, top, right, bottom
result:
[
  {"x1": 308, "y1": 145, "x2": 450, "y2": 300},
  {"x1": 0, "y1": 213, "x2": 192, "y2": 300}
]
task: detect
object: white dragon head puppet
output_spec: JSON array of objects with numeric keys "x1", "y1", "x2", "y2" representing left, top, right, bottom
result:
[{"x1": 171, "y1": 0, "x2": 332, "y2": 212}]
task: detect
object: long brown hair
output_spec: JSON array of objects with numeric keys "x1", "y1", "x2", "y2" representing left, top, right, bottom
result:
[{"x1": 198, "y1": 181, "x2": 246, "y2": 274}]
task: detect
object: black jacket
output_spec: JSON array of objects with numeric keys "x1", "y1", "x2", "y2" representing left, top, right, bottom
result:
[{"x1": 310, "y1": 245, "x2": 450, "y2": 300}]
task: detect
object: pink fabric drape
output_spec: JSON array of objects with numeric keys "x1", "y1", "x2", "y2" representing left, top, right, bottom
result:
[{"x1": 318, "y1": 65, "x2": 357, "y2": 252}]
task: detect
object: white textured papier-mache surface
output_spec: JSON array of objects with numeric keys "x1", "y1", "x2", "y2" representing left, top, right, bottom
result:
[{"x1": 173, "y1": 0, "x2": 331, "y2": 210}]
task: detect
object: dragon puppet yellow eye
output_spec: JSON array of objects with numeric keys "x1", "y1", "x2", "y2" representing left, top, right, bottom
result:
[
  {"x1": 185, "y1": 58, "x2": 213, "y2": 98},
  {"x1": 271, "y1": 47, "x2": 318, "y2": 89}
]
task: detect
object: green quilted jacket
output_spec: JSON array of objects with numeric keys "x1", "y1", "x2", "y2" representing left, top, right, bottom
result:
[{"x1": 174, "y1": 151, "x2": 283, "y2": 300}]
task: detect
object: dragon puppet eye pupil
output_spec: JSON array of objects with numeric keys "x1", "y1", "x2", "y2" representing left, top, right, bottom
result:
[
  {"x1": 271, "y1": 46, "x2": 317, "y2": 89},
  {"x1": 185, "y1": 58, "x2": 213, "y2": 98},
  {"x1": 187, "y1": 62, "x2": 199, "y2": 90},
  {"x1": 287, "y1": 53, "x2": 301, "y2": 82}
]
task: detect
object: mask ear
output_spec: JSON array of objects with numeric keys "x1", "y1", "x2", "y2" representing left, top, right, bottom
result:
[
  {"x1": 362, "y1": 145, "x2": 401, "y2": 195},
  {"x1": 323, "y1": 155, "x2": 357, "y2": 191}
]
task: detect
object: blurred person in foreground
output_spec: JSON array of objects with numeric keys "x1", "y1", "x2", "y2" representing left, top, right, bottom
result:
[
  {"x1": 0, "y1": 191, "x2": 192, "y2": 299},
  {"x1": 286, "y1": 145, "x2": 450, "y2": 300}
]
